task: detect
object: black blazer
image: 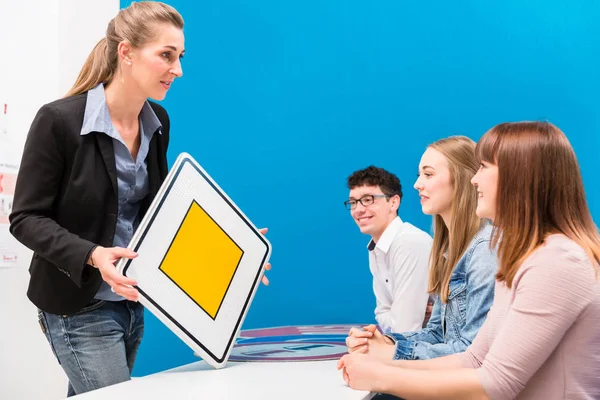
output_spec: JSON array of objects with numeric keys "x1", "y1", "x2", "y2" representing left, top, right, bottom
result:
[{"x1": 9, "y1": 93, "x2": 170, "y2": 315}]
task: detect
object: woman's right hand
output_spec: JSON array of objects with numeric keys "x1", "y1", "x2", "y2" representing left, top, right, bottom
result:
[
  {"x1": 89, "y1": 246, "x2": 139, "y2": 301},
  {"x1": 346, "y1": 326, "x2": 374, "y2": 353}
]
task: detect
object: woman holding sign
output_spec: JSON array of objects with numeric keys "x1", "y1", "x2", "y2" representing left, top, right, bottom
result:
[{"x1": 10, "y1": 2, "x2": 270, "y2": 396}]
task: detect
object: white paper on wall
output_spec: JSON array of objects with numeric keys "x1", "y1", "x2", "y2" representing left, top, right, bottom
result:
[{"x1": 0, "y1": 103, "x2": 21, "y2": 268}]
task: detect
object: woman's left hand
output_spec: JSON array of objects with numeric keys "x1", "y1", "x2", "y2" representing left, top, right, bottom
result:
[
  {"x1": 337, "y1": 353, "x2": 391, "y2": 392},
  {"x1": 258, "y1": 228, "x2": 271, "y2": 285}
]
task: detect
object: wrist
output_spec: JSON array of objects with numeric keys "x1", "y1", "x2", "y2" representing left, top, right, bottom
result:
[
  {"x1": 88, "y1": 246, "x2": 100, "y2": 268},
  {"x1": 376, "y1": 364, "x2": 399, "y2": 394},
  {"x1": 386, "y1": 342, "x2": 396, "y2": 360}
]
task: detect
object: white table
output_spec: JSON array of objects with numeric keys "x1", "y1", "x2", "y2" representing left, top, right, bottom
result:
[{"x1": 70, "y1": 359, "x2": 375, "y2": 399}]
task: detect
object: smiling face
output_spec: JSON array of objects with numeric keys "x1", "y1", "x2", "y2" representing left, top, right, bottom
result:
[
  {"x1": 348, "y1": 185, "x2": 399, "y2": 242},
  {"x1": 124, "y1": 23, "x2": 185, "y2": 101},
  {"x1": 414, "y1": 147, "x2": 454, "y2": 221},
  {"x1": 471, "y1": 161, "x2": 499, "y2": 221}
]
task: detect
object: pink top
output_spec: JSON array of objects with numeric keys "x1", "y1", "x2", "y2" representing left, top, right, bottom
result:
[{"x1": 460, "y1": 234, "x2": 600, "y2": 399}]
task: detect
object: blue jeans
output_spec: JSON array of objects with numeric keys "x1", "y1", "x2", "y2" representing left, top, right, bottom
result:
[{"x1": 37, "y1": 299, "x2": 144, "y2": 397}]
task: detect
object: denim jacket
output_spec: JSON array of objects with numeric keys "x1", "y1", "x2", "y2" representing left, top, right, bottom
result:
[{"x1": 388, "y1": 222, "x2": 497, "y2": 360}]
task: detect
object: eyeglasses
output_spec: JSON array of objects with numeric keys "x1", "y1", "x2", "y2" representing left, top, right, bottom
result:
[{"x1": 344, "y1": 194, "x2": 389, "y2": 210}]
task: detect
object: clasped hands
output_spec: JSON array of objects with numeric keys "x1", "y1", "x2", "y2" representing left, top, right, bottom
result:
[{"x1": 338, "y1": 324, "x2": 397, "y2": 391}]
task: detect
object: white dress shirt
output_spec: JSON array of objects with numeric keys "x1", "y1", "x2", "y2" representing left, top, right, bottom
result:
[{"x1": 368, "y1": 216, "x2": 432, "y2": 333}]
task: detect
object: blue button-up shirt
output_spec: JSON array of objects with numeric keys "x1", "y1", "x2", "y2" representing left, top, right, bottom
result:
[{"x1": 80, "y1": 84, "x2": 161, "y2": 301}]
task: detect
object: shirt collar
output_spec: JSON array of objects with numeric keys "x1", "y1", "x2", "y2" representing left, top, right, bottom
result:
[
  {"x1": 80, "y1": 83, "x2": 162, "y2": 139},
  {"x1": 367, "y1": 216, "x2": 403, "y2": 253}
]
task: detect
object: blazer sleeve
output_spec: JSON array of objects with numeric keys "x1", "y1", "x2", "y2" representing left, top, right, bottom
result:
[{"x1": 9, "y1": 104, "x2": 97, "y2": 287}]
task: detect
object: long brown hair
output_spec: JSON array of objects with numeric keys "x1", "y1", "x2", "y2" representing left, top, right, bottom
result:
[
  {"x1": 427, "y1": 136, "x2": 485, "y2": 302},
  {"x1": 476, "y1": 121, "x2": 600, "y2": 287},
  {"x1": 66, "y1": 2, "x2": 184, "y2": 97}
]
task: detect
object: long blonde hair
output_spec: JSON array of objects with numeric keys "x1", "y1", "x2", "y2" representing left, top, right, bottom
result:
[
  {"x1": 477, "y1": 121, "x2": 600, "y2": 287},
  {"x1": 427, "y1": 136, "x2": 485, "y2": 302},
  {"x1": 66, "y1": 2, "x2": 184, "y2": 97}
]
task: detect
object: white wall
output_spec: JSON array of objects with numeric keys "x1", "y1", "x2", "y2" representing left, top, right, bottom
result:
[{"x1": 0, "y1": 1, "x2": 119, "y2": 398}]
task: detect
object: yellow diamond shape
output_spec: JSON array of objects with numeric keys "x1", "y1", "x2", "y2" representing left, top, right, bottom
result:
[{"x1": 159, "y1": 200, "x2": 243, "y2": 319}]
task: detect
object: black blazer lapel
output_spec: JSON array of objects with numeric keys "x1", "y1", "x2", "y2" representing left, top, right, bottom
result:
[
  {"x1": 141, "y1": 133, "x2": 162, "y2": 216},
  {"x1": 95, "y1": 133, "x2": 118, "y2": 196}
]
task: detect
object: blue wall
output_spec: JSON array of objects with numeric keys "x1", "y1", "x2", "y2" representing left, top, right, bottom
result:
[{"x1": 122, "y1": 0, "x2": 600, "y2": 375}]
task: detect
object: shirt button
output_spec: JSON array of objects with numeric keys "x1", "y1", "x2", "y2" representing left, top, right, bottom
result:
[{"x1": 128, "y1": 226, "x2": 132, "y2": 232}]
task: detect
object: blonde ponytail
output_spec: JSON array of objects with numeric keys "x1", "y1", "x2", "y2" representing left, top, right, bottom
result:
[{"x1": 66, "y1": 37, "x2": 115, "y2": 97}]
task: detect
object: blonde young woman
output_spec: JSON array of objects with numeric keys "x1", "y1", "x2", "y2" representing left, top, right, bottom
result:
[
  {"x1": 346, "y1": 136, "x2": 497, "y2": 365},
  {"x1": 9, "y1": 3, "x2": 271, "y2": 396},
  {"x1": 339, "y1": 122, "x2": 600, "y2": 399}
]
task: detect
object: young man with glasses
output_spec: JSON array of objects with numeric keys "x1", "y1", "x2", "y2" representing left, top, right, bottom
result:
[{"x1": 345, "y1": 166, "x2": 432, "y2": 333}]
